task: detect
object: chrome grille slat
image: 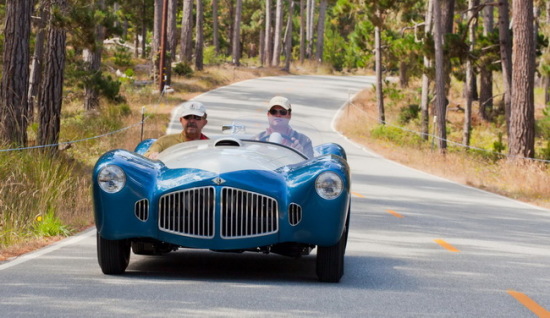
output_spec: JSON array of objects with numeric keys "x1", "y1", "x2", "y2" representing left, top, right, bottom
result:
[
  {"x1": 221, "y1": 187, "x2": 278, "y2": 238},
  {"x1": 288, "y1": 203, "x2": 302, "y2": 226},
  {"x1": 158, "y1": 187, "x2": 215, "y2": 238},
  {"x1": 134, "y1": 199, "x2": 149, "y2": 221}
]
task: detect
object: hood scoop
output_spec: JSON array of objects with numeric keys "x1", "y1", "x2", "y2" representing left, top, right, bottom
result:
[{"x1": 214, "y1": 137, "x2": 243, "y2": 147}]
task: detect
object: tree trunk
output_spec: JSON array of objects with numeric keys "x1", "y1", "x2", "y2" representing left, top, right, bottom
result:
[
  {"x1": 152, "y1": 0, "x2": 163, "y2": 81},
  {"x1": 299, "y1": 0, "x2": 306, "y2": 63},
  {"x1": 544, "y1": 4, "x2": 550, "y2": 105},
  {"x1": 306, "y1": 0, "x2": 314, "y2": 59},
  {"x1": 434, "y1": 0, "x2": 448, "y2": 151},
  {"x1": 509, "y1": 0, "x2": 535, "y2": 159},
  {"x1": 283, "y1": 0, "x2": 295, "y2": 72},
  {"x1": 440, "y1": 0, "x2": 455, "y2": 95},
  {"x1": 399, "y1": 61, "x2": 408, "y2": 88},
  {"x1": 315, "y1": 0, "x2": 327, "y2": 62},
  {"x1": 231, "y1": 0, "x2": 242, "y2": 66},
  {"x1": 0, "y1": 0, "x2": 32, "y2": 147},
  {"x1": 463, "y1": 0, "x2": 479, "y2": 146},
  {"x1": 272, "y1": 0, "x2": 283, "y2": 67},
  {"x1": 264, "y1": 0, "x2": 273, "y2": 66},
  {"x1": 374, "y1": 12, "x2": 385, "y2": 125},
  {"x1": 498, "y1": 0, "x2": 512, "y2": 137},
  {"x1": 420, "y1": 0, "x2": 434, "y2": 140},
  {"x1": 141, "y1": 1, "x2": 147, "y2": 59},
  {"x1": 38, "y1": 0, "x2": 67, "y2": 153},
  {"x1": 478, "y1": 0, "x2": 494, "y2": 121},
  {"x1": 180, "y1": 0, "x2": 193, "y2": 63},
  {"x1": 28, "y1": 2, "x2": 49, "y2": 122},
  {"x1": 213, "y1": 0, "x2": 219, "y2": 54},
  {"x1": 84, "y1": 0, "x2": 106, "y2": 111},
  {"x1": 165, "y1": 0, "x2": 178, "y2": 85},
  {"x1": 195, "y1": 0, "x2": 204, "y2": 71}
]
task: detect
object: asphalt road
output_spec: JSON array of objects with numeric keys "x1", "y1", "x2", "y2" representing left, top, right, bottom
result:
[{"x1": 1, "y1": 76, "x2": 549, "y2": 317}]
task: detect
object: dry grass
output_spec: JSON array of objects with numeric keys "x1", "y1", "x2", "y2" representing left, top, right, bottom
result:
[{"x1": 335, "y1": 88, "x2": 550, "y2": 209}]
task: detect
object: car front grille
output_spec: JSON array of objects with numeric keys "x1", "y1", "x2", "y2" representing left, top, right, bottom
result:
[
  {"x1": 220, "y1": 187, "x2": 278, "y2": 238},
  {"x1": 158, "y1": 187, "x2": 215, "y2": 238},
  {"x1": 158, "y1": 187, "x2": 278, "y2": 239}
]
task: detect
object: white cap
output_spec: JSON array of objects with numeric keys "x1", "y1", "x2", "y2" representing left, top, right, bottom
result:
[
  {"x1": 178, "y1": 101, "x2": 207, "y2": 118},
  {"x1": 268, "y1": 96, "x2": 291, "y2": 110}
]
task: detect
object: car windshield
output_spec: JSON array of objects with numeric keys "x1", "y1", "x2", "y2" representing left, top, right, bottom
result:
[
  {"x1": 220, "y1": 115, "x2": 321, "y2": 145},
  {"x1": 155, "y1": 115, "x2": 322, "y2": 171}
]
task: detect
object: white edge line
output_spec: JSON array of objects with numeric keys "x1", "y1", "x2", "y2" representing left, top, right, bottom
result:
[{"x1": 0, "y1": 227, "x2": 96, "y2": 271}]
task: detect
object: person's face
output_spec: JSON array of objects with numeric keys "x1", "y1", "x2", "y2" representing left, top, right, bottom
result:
[
  {"x1": 267, "y1": 106, "x2": 291, "y2": 129},
  {"x1": 180, "y1": 114, "x2": 207, "y2": 138}
]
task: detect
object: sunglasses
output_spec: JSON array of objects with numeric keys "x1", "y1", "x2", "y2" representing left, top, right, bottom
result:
[
  {"x1": 183, "y1": 115, "x2": 204, "y2": 120},
  {"x1": 269, "y1": 109, "x2": 290, "y2": 116}
]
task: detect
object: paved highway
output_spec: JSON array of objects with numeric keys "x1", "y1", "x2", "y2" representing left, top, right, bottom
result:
[{"x1": 1, "y1": 76, "x2": 549, "y2": 317}]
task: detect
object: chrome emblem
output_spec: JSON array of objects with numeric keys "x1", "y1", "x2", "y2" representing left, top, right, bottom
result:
[{"x1": 212, "y1": 177, "x2": 225, "y2": 185}]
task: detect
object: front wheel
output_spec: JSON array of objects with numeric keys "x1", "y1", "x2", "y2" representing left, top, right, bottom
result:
[
  {"x1": 97, "y1": 233, "x2": 130, "y2": 275},
  {"x1": 316, "y1": 214, "x2": 349, "y2": 283}
]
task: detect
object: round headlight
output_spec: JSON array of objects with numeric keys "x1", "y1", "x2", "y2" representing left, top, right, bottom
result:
[
  {"x1": 315, "y1": 171, "x2": 343, "y2": 200},
  {"x1": 97, "y1": 165, "x2": 126, "y2": 193}
]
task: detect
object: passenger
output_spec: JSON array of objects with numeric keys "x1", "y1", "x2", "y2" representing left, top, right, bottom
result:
[
  {"x1": 256, "y1": 96, "x2": 314, "y2": 158},
  {"x1": 144, "y1": 101, "x2": 209, "y2": 159}
]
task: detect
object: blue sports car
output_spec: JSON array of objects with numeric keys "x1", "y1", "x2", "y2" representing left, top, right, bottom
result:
[{"x1": 93, "y1": 119, "x2": 351, "y2": 282}]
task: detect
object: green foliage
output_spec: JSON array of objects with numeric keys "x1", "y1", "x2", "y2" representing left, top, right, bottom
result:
[
  {"x1": 537, "y1": 106, "x2": 550, "y2": 140},
  {"x1": 540, "y1": 141, "x2": 550, "y2": 161},
  {"x1": 398, "y1": 104, "x2": 421, "y2": 125},
  {"x1": 203, "y1": 46, "x2": 226, "y2": 65},
  {"x1": 33, "y1": 209, "x2": 72, "y2": 237},
  {"x1": 173, "y1": 62, "x2": 194, "y2": 77},
  {"x1": 370, "y1": 124, "x2": 424, "y2": 146},
  {"x1": 492, "y1": 132, "x2": 506, "y2": 154},
  {"x1": 112, "y1": 46, "x2": 133, "y2": 67}
]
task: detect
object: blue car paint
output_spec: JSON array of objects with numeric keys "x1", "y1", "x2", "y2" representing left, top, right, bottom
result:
[{"x1": 94, "y1": 139, "x2": 350, "y2": 250}]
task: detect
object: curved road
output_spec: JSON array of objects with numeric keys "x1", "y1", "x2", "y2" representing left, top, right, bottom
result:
[{"x1": 1, "y1": 76, "x2": 549, "y2": 317}]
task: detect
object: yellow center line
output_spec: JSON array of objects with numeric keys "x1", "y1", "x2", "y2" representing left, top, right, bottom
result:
[
  {"x1": 434, "y1": 239, "x2": 460, "y2": 252},
  {"x1": 508, "y1": 290, "x2": 550, "y2": 318},
  {"x1": 352, "y1": 192, "x2": 365, "y2": 198},
  {"x1": 386, "y1": 209, "x2": 404, "y2": 218}
]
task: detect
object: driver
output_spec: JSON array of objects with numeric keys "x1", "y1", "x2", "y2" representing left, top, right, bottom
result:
[
  {"x1": 144, "y1": 101, "x2": 209, "y2": 159},
  {"x1": 256, "y1": 96, "x2": 314, "y2": 158}
]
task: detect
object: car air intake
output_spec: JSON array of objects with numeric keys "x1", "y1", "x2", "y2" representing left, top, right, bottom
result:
[
  {"x1": 220, "y1": 187, "x2": 278, "y2": 238},
  {"x1": 288, "y1": 203, "x2": 302, "y2": 226},
  {"x1": 134, "y1": 199, "x2": 149, "y2": 221}
]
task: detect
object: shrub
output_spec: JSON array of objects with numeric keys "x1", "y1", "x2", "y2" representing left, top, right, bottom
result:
[
  {"x1": 370, "y1": 124, "x2": 424, "y2": 146},
  {"x1": 398, "y1": 104, "x2": 421, "y2": 125},
  {"x1": 113, "y1": 46, "x2": 133, "y2": 67},
  {"x1": 173, "y1": 62, "x2": 193, "y2": 77}
]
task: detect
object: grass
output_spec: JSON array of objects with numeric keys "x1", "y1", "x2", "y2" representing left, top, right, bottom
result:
[{"x1": 335, "y1": 85, "x2": 550, "y2": 209}]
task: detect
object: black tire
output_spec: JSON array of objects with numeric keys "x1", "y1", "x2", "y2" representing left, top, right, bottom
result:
[
  {"x1": 316, "y1": 213, "x2": 349, "y2": 283},
  {"x1": 97, "y1": 233, "x2": 130, "y2": 275}
]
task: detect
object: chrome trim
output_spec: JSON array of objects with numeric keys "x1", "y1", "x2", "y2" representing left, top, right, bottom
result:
[
  {"x1": 288, "y1": 203, "x2": 302, "y2": 226},
  {"x1": 158, "y1": 187, "x2": 215, "y2": 238},
  {"x1": 134, "y1": 199, "x2": 149, "y2": 222},
  {"x1": 221, "y1": 187, "x2": 278, "y2": 238}
]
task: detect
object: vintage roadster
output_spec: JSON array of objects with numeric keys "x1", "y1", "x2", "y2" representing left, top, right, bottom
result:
[{"x1": 93, "y1": 119, "x2": 350, "y2": 282}]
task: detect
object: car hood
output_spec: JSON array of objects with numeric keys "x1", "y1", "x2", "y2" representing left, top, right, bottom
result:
[{"x1": 156, "y1": 137, "x2": 306, "y2": 174}]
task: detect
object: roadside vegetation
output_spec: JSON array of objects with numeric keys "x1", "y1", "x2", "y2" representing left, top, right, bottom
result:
[{"x1": 336, "y1": 80, "x2": 550, "y2": 209}]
